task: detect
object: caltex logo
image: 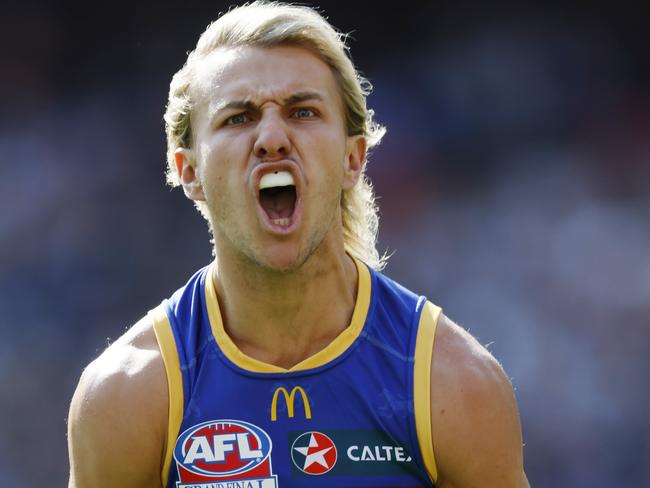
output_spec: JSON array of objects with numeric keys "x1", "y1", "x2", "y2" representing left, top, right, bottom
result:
[{"x1": 290, "y1": 431, "x2": 338, "y2": 475}]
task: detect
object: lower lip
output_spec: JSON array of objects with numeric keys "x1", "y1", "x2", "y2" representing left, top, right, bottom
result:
[{"x1": 256, "y1": 197, "x2": 302, "y2": 235}]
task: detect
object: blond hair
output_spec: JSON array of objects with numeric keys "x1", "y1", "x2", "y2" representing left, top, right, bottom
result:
[{"x1": 164, "y1": 1, "x2": 387, "y2": 269}]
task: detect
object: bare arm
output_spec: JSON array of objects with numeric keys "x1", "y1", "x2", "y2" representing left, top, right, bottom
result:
[
  {"x1": 431, "y1": 314, "x2": 529, "y2": 488},
  {"x1": 67, "y1": 317, "x2": 168, "y2": 488}
]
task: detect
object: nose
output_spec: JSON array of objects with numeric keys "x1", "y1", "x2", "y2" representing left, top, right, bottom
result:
[{"x1": 253, "y1": 112, "x2": 292, "y2": 159}]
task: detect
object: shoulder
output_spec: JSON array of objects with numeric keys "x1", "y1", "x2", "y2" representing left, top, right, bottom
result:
[
  {"x1": 432, "y1": 313, "x2": 512, "y2": 402},
  {"x1": 430, "y1": 313, "x2": 528, "y2": 487},
  {"x1": 67, "y1": 315, "x2": 167, "y2": 487}
]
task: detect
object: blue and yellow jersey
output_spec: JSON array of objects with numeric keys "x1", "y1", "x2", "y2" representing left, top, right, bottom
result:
[{"x1": 150, "y1": 258, "x2": 441, "y2": 487}]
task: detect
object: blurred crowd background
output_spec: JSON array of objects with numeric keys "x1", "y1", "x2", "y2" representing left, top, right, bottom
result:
[{"x1": 1, "y1": 0, "x2": 648, "y2": 486}]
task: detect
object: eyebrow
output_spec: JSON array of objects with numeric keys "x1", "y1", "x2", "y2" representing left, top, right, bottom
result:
[
  {"x1": 284, "y1": 91, "x2": 324, "y2": 106},
  {"x1": 211, "y1": 91, "x2": 325, "y2": 120}
]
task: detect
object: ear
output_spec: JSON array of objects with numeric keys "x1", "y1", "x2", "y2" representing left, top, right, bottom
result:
[
  {"x1": 175, "y1": 148, "x2": 205, "y2": 201},
  {"x1": 343, "y1": 135, "x2": 367, "y2": 190}
]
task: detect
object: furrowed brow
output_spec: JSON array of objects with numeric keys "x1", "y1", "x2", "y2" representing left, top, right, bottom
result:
[
  {"x1": 283, "y1": 91, "x2": 324, "y2": 106},
  {"x1": 210, "y1": 92, "x2": 323, "y2": 122},
  {"x1": 212, "y1": 100, "x2": 259, "y2": 120}
]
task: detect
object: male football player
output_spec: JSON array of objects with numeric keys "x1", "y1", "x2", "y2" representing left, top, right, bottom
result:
[{"x1": 68, "y1": 2, "x2": 530, "y2": 487}]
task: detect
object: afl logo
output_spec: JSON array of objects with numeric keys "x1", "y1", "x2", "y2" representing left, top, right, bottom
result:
[
  {"x1": 173, "y1": 419, "x2": 272, "y2": 477},
  {"x1": 291, "y1": 431, "x2": 338, "y2": 475}
]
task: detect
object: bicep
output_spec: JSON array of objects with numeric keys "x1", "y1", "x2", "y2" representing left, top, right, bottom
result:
[
  {"x1": 431, "y1": 315, "x2": 528, "y2": 488},
  {"x1": 67, "y1": 347, "x2": 166, "y2": 488}
]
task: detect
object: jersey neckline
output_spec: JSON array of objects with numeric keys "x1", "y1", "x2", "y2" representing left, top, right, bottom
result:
[{"x1": 203, "y1": 256, "x2": 372, "y2": 373}]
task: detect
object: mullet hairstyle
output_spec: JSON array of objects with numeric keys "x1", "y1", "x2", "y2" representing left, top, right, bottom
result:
[{"x1": 164, "y1": 1, "x2": 388, "y2": 269}]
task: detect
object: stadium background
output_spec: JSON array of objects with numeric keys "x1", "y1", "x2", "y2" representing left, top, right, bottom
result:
[{"x1": 1, "y1": 0, "x2": 648, "y2": 485}]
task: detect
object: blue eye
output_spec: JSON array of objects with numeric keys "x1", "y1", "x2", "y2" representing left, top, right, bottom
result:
[
  {"x1": 226, "y1": 113, "x2": 249, "y2": 125},
  {"x1": 293, "y1": 108, "x2": 316, "y2": 119}
]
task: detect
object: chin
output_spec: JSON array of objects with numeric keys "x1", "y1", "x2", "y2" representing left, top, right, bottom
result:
[
  {"x1": 258, "y1": 253, "x2": 305, "y2": 274},
  {"x1": 252, "y1": 242, "x2": 314, "y2": 274}
]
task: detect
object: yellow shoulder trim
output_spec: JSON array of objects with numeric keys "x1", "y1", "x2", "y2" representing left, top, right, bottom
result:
[
  {"x1": 204, "y1": 257, "x2": 371, "y2": 373},
  {"x1": 413, "y1": 301, "x2": 441, "y2": 484},
  {"x1": 150, "y1": 305, "x2": 184, "y2": 488}
]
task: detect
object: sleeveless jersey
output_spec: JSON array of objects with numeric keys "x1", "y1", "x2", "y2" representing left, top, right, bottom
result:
[{"x1": 150, "y1": 258, "x2": 441, "y2": 488}]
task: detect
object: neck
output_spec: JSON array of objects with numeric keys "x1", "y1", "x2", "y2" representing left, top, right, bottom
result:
[{"x1": 211, "y1": 238, "x2": 358, "y2": 369}]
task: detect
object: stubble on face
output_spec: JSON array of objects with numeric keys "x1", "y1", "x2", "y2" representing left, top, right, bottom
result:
[{"x1": 208, "y1": 169, "x2": 345, "y2": 275}]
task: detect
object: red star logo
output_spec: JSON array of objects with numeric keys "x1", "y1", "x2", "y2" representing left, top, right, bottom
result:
[{"x1": 291, "y1": 431, "x2": 338, "y2": 475}]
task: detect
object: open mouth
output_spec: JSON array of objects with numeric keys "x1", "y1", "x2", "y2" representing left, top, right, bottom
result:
[{"x1": 258, "y1": 170, "x2": 298, "y2": 229}]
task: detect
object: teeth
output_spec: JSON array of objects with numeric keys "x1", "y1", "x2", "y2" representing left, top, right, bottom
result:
[
  {"x1": 259, "y1": 171, "x2": 295, "y2": 190},
  {"x1": 271, "y1": 218, "x2": 291, "y2": 226}
]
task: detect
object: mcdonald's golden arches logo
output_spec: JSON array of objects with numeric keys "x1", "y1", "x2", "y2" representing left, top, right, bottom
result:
[{"x1": 271, "y1": 386, "x2": 312, "y2": 421}]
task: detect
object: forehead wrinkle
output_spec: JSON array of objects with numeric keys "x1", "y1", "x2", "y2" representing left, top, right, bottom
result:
[
  {"x1": 195, "y1": 46, "x2": 335, "y2": 101},
  {"x1": 191, "y1": 46, "x2": 345, "y2": 133},
  {"x1": 190, "y1": 48, "x2": 244, "y2": 114}
]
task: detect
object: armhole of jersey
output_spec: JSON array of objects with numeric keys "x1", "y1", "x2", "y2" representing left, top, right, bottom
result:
[
  {"x1": 413, "y1": 301, "x2": 441, "y2": 484},
  {"x1": 149, "y1": 304, "x2": 184, "y2": 488}
]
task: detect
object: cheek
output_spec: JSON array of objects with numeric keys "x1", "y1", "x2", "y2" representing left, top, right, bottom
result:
[
  {"x1": 308, "y1": 129, "x2": 348, "y2": 169},
  {"x1": 198, "y1": 138, "x2": 246, "y2": 192}
]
